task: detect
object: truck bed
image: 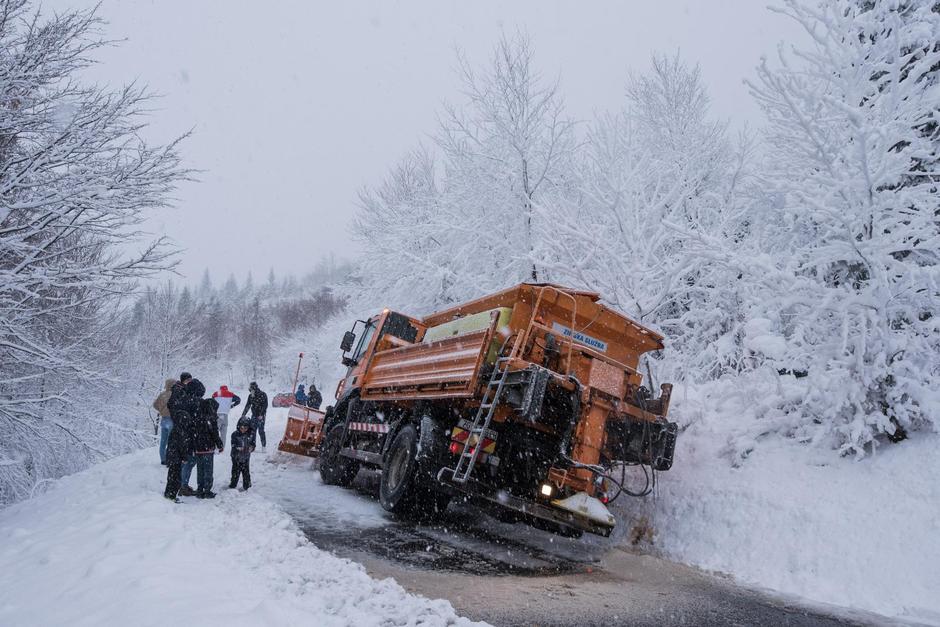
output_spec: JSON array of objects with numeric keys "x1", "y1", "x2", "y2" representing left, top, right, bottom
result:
[{"x1": 360, "y1": 328, "x2": 492, "y2": 401}]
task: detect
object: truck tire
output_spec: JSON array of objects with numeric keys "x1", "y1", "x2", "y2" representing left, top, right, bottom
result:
[
  {"x1": 380, "y1": 423, "x2": 420, "y2": 515},
  {"x1": 415, "y1": 415, "x2": 452, "y2": 518},
  {"x1": 319, "y1": 424, "x2": 360, "y2": 487}
]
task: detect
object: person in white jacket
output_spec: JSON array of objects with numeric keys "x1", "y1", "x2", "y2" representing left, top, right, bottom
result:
[{"x1": 211, "y1": 385, "x2": 241, "y2": 442}]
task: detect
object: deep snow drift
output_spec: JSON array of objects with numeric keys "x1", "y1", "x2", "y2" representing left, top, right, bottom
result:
[
  {"x1": 619, "y1": 380, "x2": 940, "y2": 625},
  {"x1": 0, "y1": 432, "x2": 480, "y2": 627}
]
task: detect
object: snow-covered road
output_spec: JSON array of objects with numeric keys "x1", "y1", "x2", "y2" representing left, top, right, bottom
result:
[
  {"x1": 258, "y1": 411, "x2": 904, "y2": 626},
  {"x1": 0, "y1": 406, "x2": 922, "y2": 626},
  {"x1": 264, "y1": 460, "x2": 897, "y2": 626}
]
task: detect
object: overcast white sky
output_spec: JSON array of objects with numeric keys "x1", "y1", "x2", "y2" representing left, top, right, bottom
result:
[{"x1": 49, "y1": 0, "x2": 804, "y2": 284}]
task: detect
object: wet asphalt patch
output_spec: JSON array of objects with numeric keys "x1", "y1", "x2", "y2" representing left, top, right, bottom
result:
[{"x1": 290, "y1": 469, "x2": 597, "y2": 577}]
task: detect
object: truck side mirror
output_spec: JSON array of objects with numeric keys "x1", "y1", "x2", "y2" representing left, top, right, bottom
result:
[{"x1": 340, "y1": 331, "x2": 356, "y2": 352}]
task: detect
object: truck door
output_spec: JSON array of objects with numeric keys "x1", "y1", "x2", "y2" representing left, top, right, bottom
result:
[
  {"x1": 340, "y1": 317, "x2": 378, "y2": 394},
  {"x1": 337, "y1": 311, "x2": 420, "y2": 399}
]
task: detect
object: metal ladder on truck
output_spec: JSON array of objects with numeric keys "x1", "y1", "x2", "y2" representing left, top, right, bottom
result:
[{"x1": 451, "y1": 356, "x2": 510, "y2": 484}]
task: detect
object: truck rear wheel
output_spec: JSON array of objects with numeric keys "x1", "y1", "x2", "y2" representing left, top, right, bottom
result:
[
  {"x1": 381, "y1": 423, "x2": 452, "y2": 519},
  {"x1": 319, "y1": 424, "x2": 360, "y2": 487},
  {"x1": 380, "y1": 423, "x2": 420, "y2": 515}
]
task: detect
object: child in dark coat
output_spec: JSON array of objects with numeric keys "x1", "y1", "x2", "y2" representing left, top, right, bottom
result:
[{"x1": 229, "y1": 418, "x2": 255, "y2": 490}]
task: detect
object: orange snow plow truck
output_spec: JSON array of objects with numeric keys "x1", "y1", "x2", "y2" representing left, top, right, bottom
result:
[{"x1": 279, "y1": 283, "x2": 676, "y2": 537}]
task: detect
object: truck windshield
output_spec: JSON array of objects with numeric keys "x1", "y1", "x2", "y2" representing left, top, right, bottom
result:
[{"x1": 352, "y1": 320, "x2": 376, "y2": 362}]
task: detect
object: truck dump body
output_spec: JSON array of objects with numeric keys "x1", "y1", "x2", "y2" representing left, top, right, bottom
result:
[
  {"x1": 421, "y1": 283, "x2": 663, "y2": 366},
  {"x1": 359, "y1": 285, "x2": 662, "y2": 398},
  {"x1": 294, "y1": 283, "x2": 677, "y2": 537},
  {"x1": 360, "y1": 329, "x2": 491, "y2": 400}
]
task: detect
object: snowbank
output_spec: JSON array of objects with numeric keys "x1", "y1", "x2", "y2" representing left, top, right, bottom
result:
[
  {"x1": 0, "y1": 445, "x2": 480, "y2": 626},
  {"x1": 618, "y1": 383, "x2": 940, "y2": 625}
]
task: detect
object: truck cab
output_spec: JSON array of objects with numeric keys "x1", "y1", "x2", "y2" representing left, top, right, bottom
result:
[{"x1": 336, "y1": 310, "x2": 423, "y2": 401}]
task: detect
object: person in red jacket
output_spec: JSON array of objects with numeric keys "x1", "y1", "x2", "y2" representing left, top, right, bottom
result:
[{"x1": 211, "y1": 385, "x2": 241, "y2": 442}]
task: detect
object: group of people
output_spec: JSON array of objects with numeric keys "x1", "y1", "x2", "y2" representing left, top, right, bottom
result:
[
  {"x1": 294, "y1": 383, "x2": 322, "y2": 409},
  {"x1": 153, "y1": 373, "x2": 269, "y2": 502}
]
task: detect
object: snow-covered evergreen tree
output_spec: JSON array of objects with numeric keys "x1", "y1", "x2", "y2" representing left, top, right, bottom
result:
[
  {"x1": 737, "y1": 0, "x2": 940, "y2": 455},
  {"x1": 199, "y1": 269, "x2": 214, "y2": 295}
]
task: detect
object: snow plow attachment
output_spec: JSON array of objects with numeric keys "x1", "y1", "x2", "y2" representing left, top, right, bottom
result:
[{"x1": 277, "y1": 403, "x2": 326, "y2": 457}]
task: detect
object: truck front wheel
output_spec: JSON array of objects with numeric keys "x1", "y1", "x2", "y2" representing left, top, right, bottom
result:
[
  {"x1": 380, "y1": 423, "x2": 420, "y2": 515},
  {"x1": 319, "y1": 424, "x2": 360, "y2": 487}
]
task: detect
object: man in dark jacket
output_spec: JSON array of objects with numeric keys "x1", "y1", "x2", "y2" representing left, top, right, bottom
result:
[
  {"x1": 192, "y1": 397, "x2": 223, "y2": 498},
  {"x1": 229, "y1": 418, "x2": 255, "y2": 490},
  {"x1": 240, "y1": 381, "x2": 269, "y2": 449},
  {"x1": 306, "y1": 383, "x2": 323, "y2": 410},
  {"x1": 164, "y1": 373, "x2": 203, "y2": 500},
  {"x1": 163, "y1": 411, "x2": 194, "y2": 501},
  {"x1": 170, "y1": 374, "x2": 206, "y2": 497},
  {"x1": 167, "y1": 372, "x2": 200, "y2": 418}
]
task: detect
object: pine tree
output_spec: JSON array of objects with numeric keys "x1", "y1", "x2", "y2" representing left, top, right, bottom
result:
[
  {"x1": 199, "y1": 269, "x2": 214, "y2": 295},
  {"x1": 742, "y1": 0, "x2": 940, "y2": 454}
]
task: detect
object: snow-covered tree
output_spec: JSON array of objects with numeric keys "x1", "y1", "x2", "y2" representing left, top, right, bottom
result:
[
  {"x1": 355, "y1": 33, "x2": 577, "y2": 314},
  {"x1": 353, "y1": 147, "x2": 448, "y2": 312},
  {"x1": 0, "y1": 0, "x2": 188, "y2": 502},
  {"x1": 544, "y1": 55, "x2": 749, "y2": 381},
  {"x1": 116, "y1": 283, "x2": 203, "y2": 436},
  {"x1": 222, "y1": 273, "x2": 238, "y2": 298},
  {"x1": 350, "y1": 7, "x2": 938, "y2": 461},
  {"x1": 199, "y1": 268, "x2": 214, "y2": 295},
  {"x1": 439, "y1": 32, "x2": 576, "y2": 286},
  {"x1": 733, "y1": 0, "x2": 940, "y2": 455}
]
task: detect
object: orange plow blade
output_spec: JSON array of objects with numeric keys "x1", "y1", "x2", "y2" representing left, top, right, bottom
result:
[{"x1": 277, "y1": 404, "x2": 326, "y2": 457}]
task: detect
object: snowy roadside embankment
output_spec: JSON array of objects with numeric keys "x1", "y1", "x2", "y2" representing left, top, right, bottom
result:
[
  {"x1": 0, "y1": 444, "x2": 480, "y2": 626},
  {"x1": 619, "y1": 383, "x2": 940, "y2": 625}
]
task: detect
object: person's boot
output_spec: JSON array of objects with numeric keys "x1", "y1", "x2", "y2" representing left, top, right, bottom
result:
[
  {"x1": 179, "y1": 486, "x2": 196, "y2": 497},
  {"x1": 203, "y1": 491, "x2": 216, "y2": 499}
]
